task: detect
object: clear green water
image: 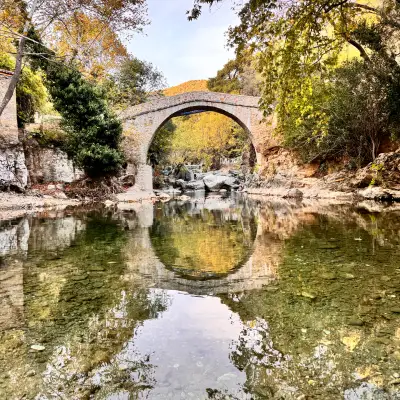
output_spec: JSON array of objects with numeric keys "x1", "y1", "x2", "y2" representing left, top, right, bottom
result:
[{"x1": 0, "y1": 195, "x2": 400, "y2": 399}]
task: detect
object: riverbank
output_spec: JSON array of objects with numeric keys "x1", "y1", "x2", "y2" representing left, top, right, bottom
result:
[
  {"x1": 244, "y1": 183, "x2": 400, "y2": 202},
  {"x1": 0, "y1": 192, "x2": 80, "y2": 220},
  {"x1": 244, "y1": 149, "x2": 400, "y2": 202},
  {"x1": 2, "y1": 147, "x2": 400, "y2": 219}
]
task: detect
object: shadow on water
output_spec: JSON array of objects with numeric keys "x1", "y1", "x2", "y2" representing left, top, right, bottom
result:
[{"x1": 0, "y1": 197, "x2": 399, "y2": 399}]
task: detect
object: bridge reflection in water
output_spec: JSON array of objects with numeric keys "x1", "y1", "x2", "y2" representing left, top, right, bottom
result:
[
  {"x1": 0, "y1": 196, "x2": 279, "y2": 333},
  {"x1": 120, "y1": 195, "x2": 279, "y2": 296}
]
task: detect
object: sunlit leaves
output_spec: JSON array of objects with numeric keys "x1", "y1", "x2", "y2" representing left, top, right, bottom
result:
[
  {"x1": 51, "y1": 13, "x2": 129, "y2": 79},
  {"x1": 0, "y1": 51, "x2": 47, "y2": 126}
]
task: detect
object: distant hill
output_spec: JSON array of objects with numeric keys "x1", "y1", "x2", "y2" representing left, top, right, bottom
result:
[{"x1": 163, "y1": 80, "x2": 208, "y2": 96}]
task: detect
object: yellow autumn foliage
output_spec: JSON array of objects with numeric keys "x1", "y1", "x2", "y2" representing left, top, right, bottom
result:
[
  {"x1": 163, "y1": 80, "x2": 208, "y2": 96},
  {"x1": 151, "y1": 210, "x2": 255, "y2": 277},
  {"x1": 161, "y1": 80, "x2": 246, "y2": 168}
]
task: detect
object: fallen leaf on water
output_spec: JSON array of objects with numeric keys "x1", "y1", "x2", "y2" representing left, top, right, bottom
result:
[
  {"x1": 31, "y1": 345, "x2": 45, "y2": 351},
  {"x1": 301, "y1": 291, "x2": 316, "y2": 299},
  {"x1": 341, "y1": 331, "x2": 361, "y2": 351}
]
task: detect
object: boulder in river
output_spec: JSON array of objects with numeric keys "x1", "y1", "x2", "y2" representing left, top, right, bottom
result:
[
  {"x1": 223, "y1": 177, "x2": 239, "y2": 188},
  {"x1": 186, "y1": 180, "x2": 205, "y2": 190},
  {"x1": 284, "y1": 188, "x2": 303, "y2": 198},
  {"x1": 175, "y1": 179, "x2": 187, "y2": 190},
  {"x1": 203, "y1": 174, "x2": 229, "y2": 191}
]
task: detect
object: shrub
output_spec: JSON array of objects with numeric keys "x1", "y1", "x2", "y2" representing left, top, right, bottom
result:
[
  {"x1": 0, "y1": 52, "x2": 47, "y2": 127},
  {"x1": 45, "y1": 64, "x2": 124, "y2": 177},
  {"x1": 283, "y1": 60, "x2": 394, "y2": 166}
]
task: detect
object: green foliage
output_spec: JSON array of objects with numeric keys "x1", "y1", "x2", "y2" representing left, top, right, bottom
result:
[
  {"x1": 207, "y1": 59, "x2": 242, "y2": 93},
  {"x1": 45, "y1": 64, "x2": 124, "y2": 177},
  {"x1": 193, "y1": 0, "x2": 400, "y2": 167},
  {"x1": 208, "y1": 58, "x2": 261, "y2": 96},
  {"x1": 0, "y1": 52, "x2": 47, "y2": 127},
  {"x1": 28, "y1": 127, "x2": 66, "y2": 148},
  {"x1": 148, "y1": 120, "x2": 176, "y2": 167},
  {"x1": 105, "y1": 57, "x2": 166, "y2": 108},
  {"x1": 284, "y1": 60, "x2": 396, "y2": 165}
]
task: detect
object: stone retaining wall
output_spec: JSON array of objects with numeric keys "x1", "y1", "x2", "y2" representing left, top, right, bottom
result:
[{"x1": 0, "y1": 144, "x2": 28, "y2": 190}]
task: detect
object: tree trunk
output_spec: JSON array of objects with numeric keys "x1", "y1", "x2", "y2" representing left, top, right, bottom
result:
[{"x1": 0, "y1": 0, "x2": 38, "y2": 118}]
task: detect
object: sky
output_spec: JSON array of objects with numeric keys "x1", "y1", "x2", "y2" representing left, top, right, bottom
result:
[{"x1": 126, "y1": 0, "x2": 239, "y2": 87}]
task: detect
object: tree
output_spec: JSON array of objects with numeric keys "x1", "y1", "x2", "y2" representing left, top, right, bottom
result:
[
  {"x1": 189, "y1": 0, "x2": 400, "y2": 116},
  {"x1": 191, "y1": 0, "x2": 400, "y2": 166},
  {"x1": 207, "y1": 58, "x2": 261, "y2": 96},
  {"x1": 282, "y1": 60, "x2": 392, "y2": 164},
  {"x1": 50, "y1": 13, "x2": 129, "y2": 80},
  {"x1": 207, "y1": 59, "x2": 242, "y2": 93},
  {"x1": 46, "y1": 63, "x2": 124, "y2": 177},
  {"x1": 106, "y1": 56, "x2": 166, "y2": 108},
  {"x1": 0, "y1": 0, "x2": 147, "y2": 117},
  {"x1": 0, "y1": 51, "x2": 47, "y2": 126},
  {"x1": 168, "y1": 111, "x2": 247, "y2": 169}
]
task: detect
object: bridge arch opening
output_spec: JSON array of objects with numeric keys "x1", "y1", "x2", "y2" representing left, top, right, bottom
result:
[
  {"x1": 147, "y1": 107, "x2": 257, "y2": 186},
  {"x1": 154, "y1": 104, "x2": 251, "y2": 137}
]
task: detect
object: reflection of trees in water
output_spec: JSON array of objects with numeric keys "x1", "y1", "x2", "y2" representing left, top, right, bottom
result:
[
  {"x1": 39, "y1": 289, "x2": 171, "y2": 399},
  {"x1": 0, "y1": 212, "x2": 171, "y2": 399},
  {"x1": 150, "y1": 202, "x2": 258, "y2": 279},
  {"x1": 218, "y1": 213, "x2": 400, "y2": 399}
]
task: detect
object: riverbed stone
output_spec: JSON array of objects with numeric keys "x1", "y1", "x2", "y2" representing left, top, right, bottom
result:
[
  {"x1": 175, "y1": 179, "x2": 187, "y2": 190},
  {"x1": 284, "y1": 188, "x2": 303, "y2": 198},
  {"x1": 30, "y1": 345, "x2": 45, "y2": 351},
  {"x1": 176, "y1": 195, "x2": 191, "y2": 201},
  {"x1": 186, "y1": 180, "x2": 205, "y2": 190},
  {"x1": 203, "y1": 174, "x2": 228, "y2": 191},
  {"x1": 53, "y1": 191, "x2": 68, "y2": 199}
]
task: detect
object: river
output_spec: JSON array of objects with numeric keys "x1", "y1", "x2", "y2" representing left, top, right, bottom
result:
[{"x1": 0, "y1": 194, "x2": 399, "y2": 399}]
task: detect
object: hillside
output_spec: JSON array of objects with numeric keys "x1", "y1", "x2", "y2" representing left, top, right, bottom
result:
[{"x1": 163, "y1": 80, "x2": 208, "y2": 96}]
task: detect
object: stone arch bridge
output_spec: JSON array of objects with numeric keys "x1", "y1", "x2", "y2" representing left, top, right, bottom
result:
[{"x1": 122, "y1": 91, "x2": 275, "y2": 192}]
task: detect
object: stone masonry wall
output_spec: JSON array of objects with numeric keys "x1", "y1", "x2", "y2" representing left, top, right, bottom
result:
[{"x1": 0, "y1": 72, "x2": 19, "y2": 144}]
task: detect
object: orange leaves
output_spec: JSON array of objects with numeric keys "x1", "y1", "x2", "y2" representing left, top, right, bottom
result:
[
  {"x1": 163, "y1": 80, "x2": 209, "y2": 96},
  {"x1": 0, "y1": 1, "x2": 25, "y2": 53},
  {"x1": 50, "y1": 12, "x2": 128, "y2": 78}
]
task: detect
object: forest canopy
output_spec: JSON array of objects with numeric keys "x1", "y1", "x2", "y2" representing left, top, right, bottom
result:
[{"x1": 189, "y1": 0, "x2": 400, "y2": 166}]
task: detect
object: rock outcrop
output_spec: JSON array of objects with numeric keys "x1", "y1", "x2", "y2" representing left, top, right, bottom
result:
[
  {"x1": 0, "y1": 145, "x2": 28, "y2": 191},
  {"x1": 24, "y1": 143, "x2": 84, "y2": 184}
]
